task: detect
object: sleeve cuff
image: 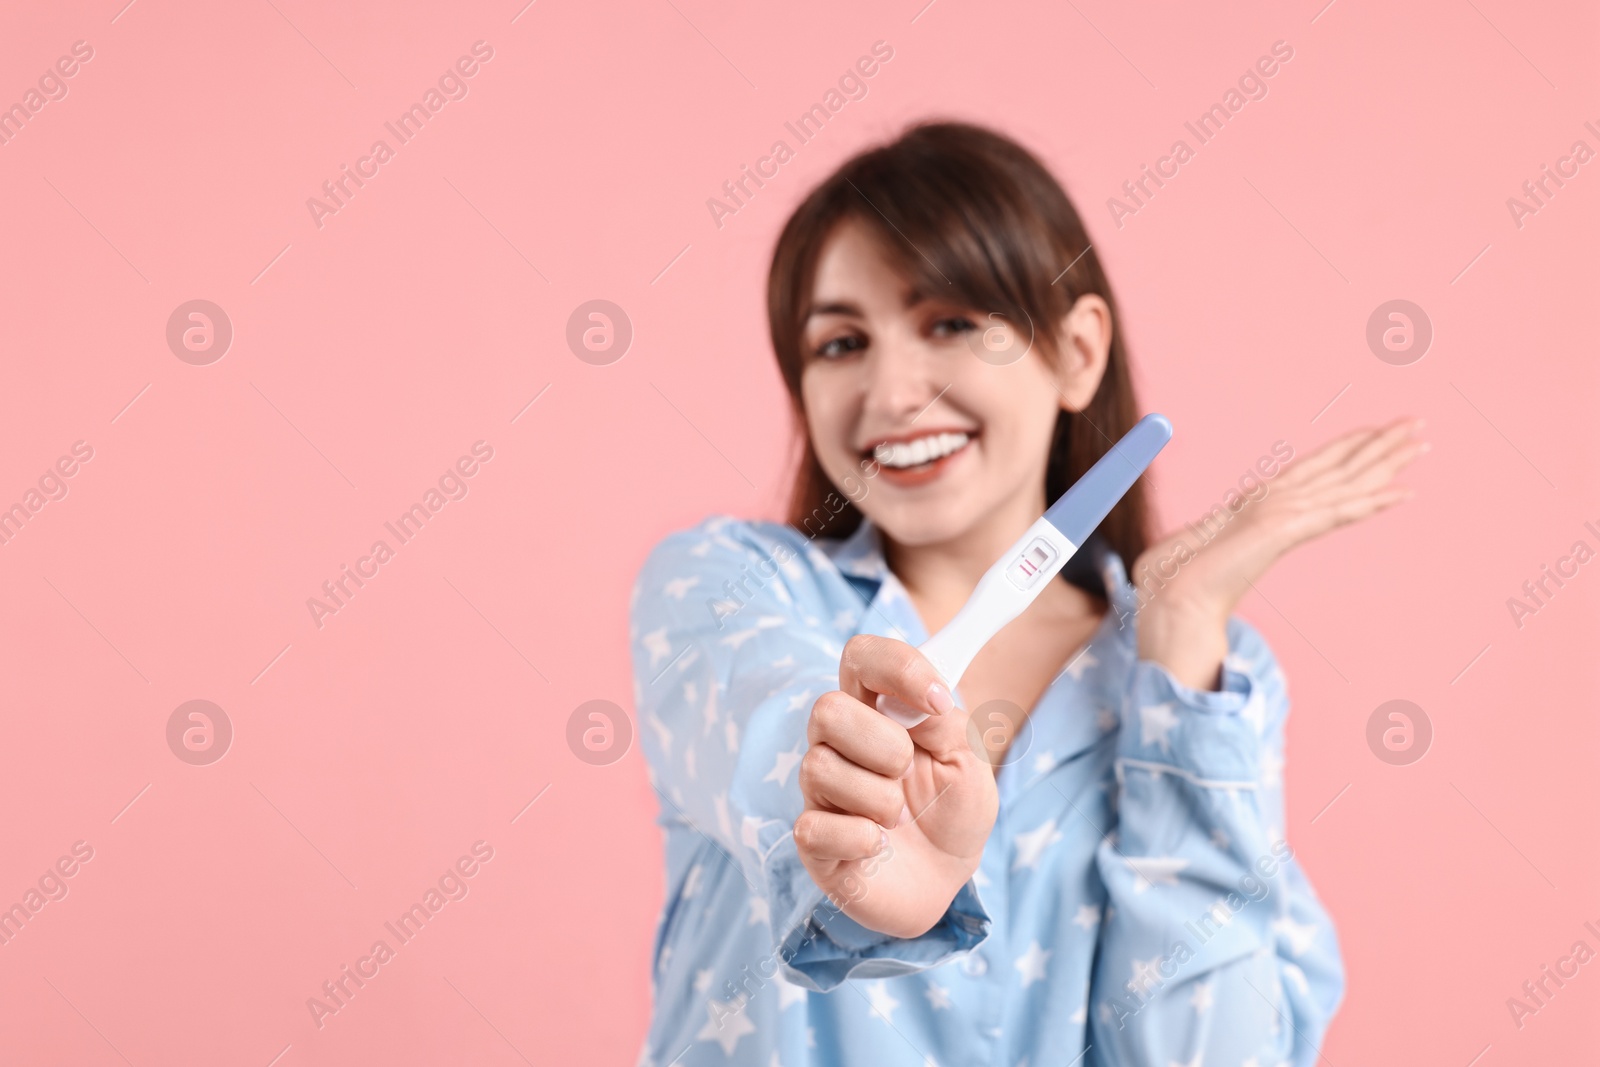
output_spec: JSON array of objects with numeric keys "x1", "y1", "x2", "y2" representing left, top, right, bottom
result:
[
  {"x1": 762, "y1": 832, "x2": 991, "y2": 992},
  {"x1": 1119, "y1": 655, "x2": 1263, "y2": 785}
]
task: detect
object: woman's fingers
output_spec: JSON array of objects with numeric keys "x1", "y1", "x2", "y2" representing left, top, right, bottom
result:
[
  {"x1": 807, "y1": 690, "x2": 914, "y2": 779},
  {"x1": 794, "y1": 808, "x2": 887, "y2": 862},
  {"x1": 799, "y1": 743, "x2": 906, "y2": 829},
  {"x1": 1328, "y1": 418, "x2": 1425, "y2": 485},
  {"x1": 837, "y1": 634, "x2": 955, "y2": 721},
  {"x1": 1277, "y1": 423, "x2": 1384, "y2": 485}
]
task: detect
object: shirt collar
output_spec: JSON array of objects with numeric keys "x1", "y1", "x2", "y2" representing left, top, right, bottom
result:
[{"x1": 821, "y1": 513, "x2": 1143, "y2": 622}]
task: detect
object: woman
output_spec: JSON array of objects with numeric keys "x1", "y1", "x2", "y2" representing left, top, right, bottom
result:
[{"x1": 629, "y1": 121, "x2": 1423, "y2": 1066}]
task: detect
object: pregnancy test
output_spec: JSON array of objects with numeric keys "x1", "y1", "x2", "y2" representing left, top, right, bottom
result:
[{"x1": 876, "y1": 412, "x2": 1173, "y2": 728}]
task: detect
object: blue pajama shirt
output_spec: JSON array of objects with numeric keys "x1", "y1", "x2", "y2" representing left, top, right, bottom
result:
[{"x1": 628, "y1": 513, "x2": 1344, "y2": 1067}]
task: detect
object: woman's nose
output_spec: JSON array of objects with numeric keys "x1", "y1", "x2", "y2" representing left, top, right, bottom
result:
[{"x1": 862, "y1": 334, "x2": 945, "y2": 422}]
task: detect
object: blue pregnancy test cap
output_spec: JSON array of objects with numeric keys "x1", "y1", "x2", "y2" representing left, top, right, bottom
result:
[{"x1": 1043, "y1": 413, "x2": 1172, "y2": 546}]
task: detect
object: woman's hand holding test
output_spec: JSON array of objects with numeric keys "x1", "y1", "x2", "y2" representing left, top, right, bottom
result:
[{"x1": 795, "y1": 634, "x2": 999, "y2": 940}]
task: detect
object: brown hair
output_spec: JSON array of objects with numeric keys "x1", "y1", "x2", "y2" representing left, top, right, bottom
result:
[{"x1": 765, "y1": 120, "x2": 1150, "y2": 576}]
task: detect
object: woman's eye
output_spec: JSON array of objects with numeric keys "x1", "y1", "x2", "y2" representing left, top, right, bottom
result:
[
  {"x1": 931, "y1": 316, "x2": 976, "y2": 337},
  {"x1": 814, "y1": 334, "x2": 865, "y2": 358}
]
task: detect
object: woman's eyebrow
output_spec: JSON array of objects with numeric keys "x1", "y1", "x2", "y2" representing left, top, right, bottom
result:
[{"x1": 804, "y1": 300, "x2": 861, "y2": 320}]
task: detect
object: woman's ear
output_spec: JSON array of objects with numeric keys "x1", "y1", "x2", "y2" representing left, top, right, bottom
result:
[{"x1": 1053, "y1": 294, "x2": 1113, "y2": 412}]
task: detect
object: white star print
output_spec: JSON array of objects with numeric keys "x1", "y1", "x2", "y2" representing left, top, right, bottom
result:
[
  {"x1": 747, "y1": 895, "x2": 771, "y2": 926},
  {"x1": 1070, "y1": 1001, "x2": 1087, "y2": 1025},
  {"x1": 1062, "y1": 648, "x2": 1098, "y2": 680},
  {"x1": 1129, "y1": 955, "x2": 1163, "y2": 996},
  {"x1": 865, "y1": 980, "x2": 899, "y2": 1024},
  {"x1": 1012, "y1": 818, "x2": 1064, "y2": 871},
  {"x1": 786, "y1": 689, "x2": 811, "y2": 712},
  {"x1": 683, "y1": 864, "x2": 703, "y2": 899},
  {"x1": 1189, "y1": 980, "x2": 1214, "y2": 1014},
  {"x1": 1124, "y1": 855, "x2": 1189, "y2": 892},
  {"x1": 703, "y1": 682, "x2": 719, "y2": 735},
  {"x1": 689, "y1": 539, "x2": 712, "y2": 557},
  {"x1": 1260, "y1": 747, "x2": 1284, "y2": 788},
  {"x1": 1014, "y1": 941, "x2": 1051, "y2": 987},
  {"x1": 664, "y1": 575, "x2": 699, "y2": 599},
  {"x1": 764, "y1": 743, "x2": 803, "y2": 787},
  {"x1": 694, "y1": 968, "x2": 714, "y2": 992},
  {"x1": 725, "y1": 718, "x2": 739, "y2": 753},
  {"x1": 1273, "y1": 916, "x2": 1318, "y2": 956},
  {"x1": 1166, "y1": 1054, "x2": 1202, "y2": 1067},
  {"x1": 741, "y1": 816, "x2": 764, "y2": 851},
  {"x1": 684, "y1": 745, "x2": 697, "y2": 780},
  {"x1": 1139, "y1": 701, "x2": 1179, "y2": 752},
  {"x1": 1283, "y1": 961, "x2": 1310, "y2": 995},
  {"x1": 771, "y1": 654, "x2": 795, "y2": 669},
  {"x1": 1032, "y1": 750, "x2": 1056, "y2": 774},
  {"x1": 722, "y1": 628, "x2": 760, "y2": 650},
  {"x1": 832, "y1": 608, "x2": 856, "y2": 629},
  {"x1": 642, "y1": 627, "x2": 671, "y2": 668},
  {"x1": 696, "y1": 994, "x2": 755, "y2": 1055},
  {"x1": 646, "y1": 714, "x2": 673, "y2": 757},
  {"x1": 713, "y1": 792, "x2": 732, "y2": 841},
  {"x1": 924, "y1": 982, "x2": 952, "y2": 1010},
  {"x1": 1072, "y1": 904, "x2": 1101, "y2": 931},
  {"x1": 972, "y1": 867, "x2": 991, "y2": 888}
]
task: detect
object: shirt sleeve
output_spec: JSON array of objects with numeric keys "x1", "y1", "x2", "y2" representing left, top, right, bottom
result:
[
  {"x1": 629, "y1": 516, "x2": 991, "y2": 994},
  {"x1": 1087, "y1": 615, "x2": 1346, "y2": 1066}
]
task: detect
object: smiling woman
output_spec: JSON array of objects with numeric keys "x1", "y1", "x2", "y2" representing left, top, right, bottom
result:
[{"x1": 631, "y1": 120, "x2": 1423, "y2": 1067}]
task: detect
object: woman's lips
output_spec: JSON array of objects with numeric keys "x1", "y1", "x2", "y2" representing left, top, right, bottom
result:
[{"x1": 868, "y1": 434, "x2": 976, "y2": 488}]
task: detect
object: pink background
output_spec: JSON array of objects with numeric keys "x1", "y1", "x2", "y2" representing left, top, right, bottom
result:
[{"x1": 1, "y1": 0, "x2": 1596, "y2": 1063}]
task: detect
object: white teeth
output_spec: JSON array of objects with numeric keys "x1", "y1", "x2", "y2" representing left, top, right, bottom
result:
[{"x1": 872, "y1": 431, "x2": 971, "y2": 469}]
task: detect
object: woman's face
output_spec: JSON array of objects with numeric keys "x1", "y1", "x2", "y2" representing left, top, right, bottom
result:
[{"x1": 799, "y1": 217, "x2": 1107, "y2": 549}]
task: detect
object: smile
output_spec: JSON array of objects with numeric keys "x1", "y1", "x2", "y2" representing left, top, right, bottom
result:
[
  {"x1": 863, "y1": 429, "x2": 976, "y2": 486},
  {"x1": 872, "y1": 431, "x2": 972, "y2": 469}
]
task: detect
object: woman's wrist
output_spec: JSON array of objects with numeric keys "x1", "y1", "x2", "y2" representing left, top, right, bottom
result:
[{"x1": 1136, "y1": 595, "x2": 1230, "y2": 692}]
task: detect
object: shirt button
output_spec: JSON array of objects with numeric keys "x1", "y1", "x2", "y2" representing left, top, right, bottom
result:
[{"x1": 960, "y1": 952, "x2": 988, "y2": 977}]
